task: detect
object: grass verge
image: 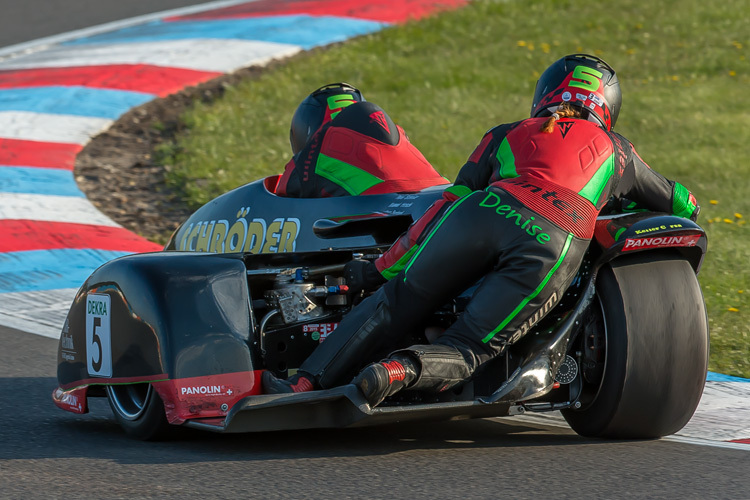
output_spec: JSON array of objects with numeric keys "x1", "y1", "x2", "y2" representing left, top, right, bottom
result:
[{"x1": 157, "y1": 0, "x2": 750, "y2": 377}]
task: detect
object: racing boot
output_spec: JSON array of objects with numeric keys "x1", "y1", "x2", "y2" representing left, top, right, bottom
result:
[
  {"x1": 262, "y1": 370, "x2": 315, "y2": 394},
  {"x1": 354, "y1": 344, "x2": 474, "y2": 406},
  {"x1": 402, "y1": 343, "x2": 474, "y2": 393},
  {"x1": 352, "y1": 354, "x2": 419, "y2": 406}
]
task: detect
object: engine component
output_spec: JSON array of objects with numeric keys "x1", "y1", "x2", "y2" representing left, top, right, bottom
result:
[
  {"x1": 262, "y1": 268, "x2": 348, "y2": 325},
  {"x1": 265, "y1": 283, "x2": 325, "y2": 325}
]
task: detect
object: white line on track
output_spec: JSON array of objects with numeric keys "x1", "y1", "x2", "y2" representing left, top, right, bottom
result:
[
  {"x1": 0, "y1": 288, "x2": 78, "y2": 338},
  {"x1": 511, "y1": 404, "x2": 750, "y2": 450},
  {"x1": 0, "y1": 193, "x2": 120, "y2": 226},
  {"x1": 0, "y1": 39, "x2": 302, "y2": 74},
  {"x1": 665, "y1": 435, "x2": 750, "y2": 451},
  {"x1": 0, "y1": 111, "x2": 112, "y2": 144},
  {"x1": 0, "y1": 0, "x2": 263, "y2": 60},
  {"x1": 678, "y1": 382, "x2": 750, "y2": 441}
]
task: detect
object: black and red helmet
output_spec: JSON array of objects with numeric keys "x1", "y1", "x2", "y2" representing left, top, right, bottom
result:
[
  {"x1": 289, "y1": 82, "x2": 365, "y2": 155},
  {"x1": 531, "y1": 54, "x2": 621, "y2": 131}
]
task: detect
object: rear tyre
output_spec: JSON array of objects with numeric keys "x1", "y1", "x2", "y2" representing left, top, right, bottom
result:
[
  {"x1": 562, "y1": 253, "x2": 709, "y2": 439},
  {"x1": 106, "y1": 384, "x2": 171, "y2": 440}
]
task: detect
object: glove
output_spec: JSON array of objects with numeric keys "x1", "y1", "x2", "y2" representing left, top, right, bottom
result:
[{"x1": 344, "y1": 259, "x2": 386, "y2": 294}]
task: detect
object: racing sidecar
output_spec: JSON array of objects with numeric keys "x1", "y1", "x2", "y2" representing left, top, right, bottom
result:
[{"x1": 53, "y1": 176, "x2": 709, "y2": 440}]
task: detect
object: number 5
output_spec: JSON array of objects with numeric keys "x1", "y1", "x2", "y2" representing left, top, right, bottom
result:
[
  {"x1": 570, "y1": 66, "x2": 603, "y2": 92},
  {"x1": 91, "y1": 317, "x2": 102, "y2": 372}
]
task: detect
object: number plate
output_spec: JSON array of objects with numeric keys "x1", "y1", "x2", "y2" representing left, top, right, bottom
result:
[{"x1": 86, "y1": 293, "x2": 112, "y2": 377}]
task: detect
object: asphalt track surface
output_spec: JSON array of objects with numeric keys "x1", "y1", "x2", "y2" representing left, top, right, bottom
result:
[
  {"x1": 2, "y1": 326, "x2": 750, "y2": 499},
  {"x1": 1, "y1": 1, "x2": 749, "y2": 498},
  {"x1": 0, "y1": 0, "x2": 219, "y2": 47}
]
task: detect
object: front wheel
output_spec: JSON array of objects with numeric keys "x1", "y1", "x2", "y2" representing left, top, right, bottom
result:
[
  {"x1": 562, "y1": 253, "x2": 709, "y2": 439},
  {"x1": 106, "y1": 383, "x2": 171, "y2": 440}
]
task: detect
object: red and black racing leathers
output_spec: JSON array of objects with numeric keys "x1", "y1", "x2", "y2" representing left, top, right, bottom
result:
[
  {"x1": 289, "y1": 116, "x2": 700, "y2": 391},
  {"x1": 276, "y1": 101, "x2": 449, "y2": 197}
]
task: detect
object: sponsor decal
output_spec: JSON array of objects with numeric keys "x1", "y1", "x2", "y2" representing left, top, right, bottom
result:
[
  {"x1": 623, "y1": 234, "x2": 700, "y2": 251},
  {"x1": 61, "y1": 332, "x2": 75, "y2": 351},
  {"x1": 369, "y1": 110, "x2": 391, "y2": 133},
  {"x1": 153, "y1": 371, "x2": 262, "y2": 425},
  {"x1": 634, "y1": 224, "x2": 684, "y2": 235},
  {"x1": 575, "y1": 92, "x2": 589, "y2": 102},
  {"x1": 562, "y1": 91, "x2": 572, "y2": 102},
  {"x1": 61, "y1": 392, "x2": 79, "y2": 409},
  {"x1": 635, "y1": 225, "x2": 663, "y2": 234},
  {"x1": 479, "y1": 192, "x2": 551, "y2": 244},
  {"x1": 61, "y1": 329, "x2": 76, "y2": 361},
  {"x1": 588, "y1": 92, "x2": 604, "y2": 106},
  {"x1": 503, "y1": 178, "x2": 585, "y2": 224},
  {"x1": 558, "y1": 121, "x2": 574, "y2": 139},
  {"x1": 179, "y1": 209, "x2": 300, "y2": 255},
  {"x1": 508, "y1": 292, "x2": 559, "y2": 344},
  {"x1": 52, "y1": 387, "x2": 87, "y2": 414},
  {"x1": 303, "y1": 323, "x2": 339, "y2": 343},
  {"x1": 86, "y1": 294, "x2": 112, "y2": 378},
  {"x1": 179, "y1": 385, "x2": 233, "y2": 396}
]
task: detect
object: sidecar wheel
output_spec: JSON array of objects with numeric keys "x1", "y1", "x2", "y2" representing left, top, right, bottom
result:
[
  {"x1": 106, "y1": 384, "x2": 171, "y2": 440},
  {"x1": 562, "y1": 253, "x2": 709, "y2": 439}
]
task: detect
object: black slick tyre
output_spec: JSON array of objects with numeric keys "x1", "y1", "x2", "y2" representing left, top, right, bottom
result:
[
  {"x1": 562, "y1": 253, "x2": 709, "y2": 439},
  {"x1": 106, "y1": 383, "x2": 171, "y2": 440}
]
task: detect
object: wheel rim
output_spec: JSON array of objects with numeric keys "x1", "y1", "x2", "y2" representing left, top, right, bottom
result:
[
  {"x1": 106, "y1": 384, "x2": 152, "y2": 421},
  {"x1": 575, "y1": 296, "x2": 609, "y2": 411}
]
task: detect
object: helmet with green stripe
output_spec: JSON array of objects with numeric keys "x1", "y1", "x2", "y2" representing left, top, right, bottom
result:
[
  {"x1": 531, "y1": 54, "x2": 621, "y2": 131},
  {"x1": 290, "y1": 83, "x2": 365, "y2": 155}
]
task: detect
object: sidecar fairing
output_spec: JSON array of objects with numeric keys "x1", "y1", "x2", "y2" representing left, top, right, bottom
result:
[
  {"x1": 51, "y1": 244, "x2": 527, "y2": 432},
  {"x1": 52, "y1": 177, "x2": 464, "y2": 430},
  {"x1": 164, "y1": 175, "x2": 445, "y2": 254},
  {"x1": 53, "y1": 176, "x2": 709, "y2": 438},
  {"x1": 51, "y1": 246, "x2": 586, "y2": 433}
]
